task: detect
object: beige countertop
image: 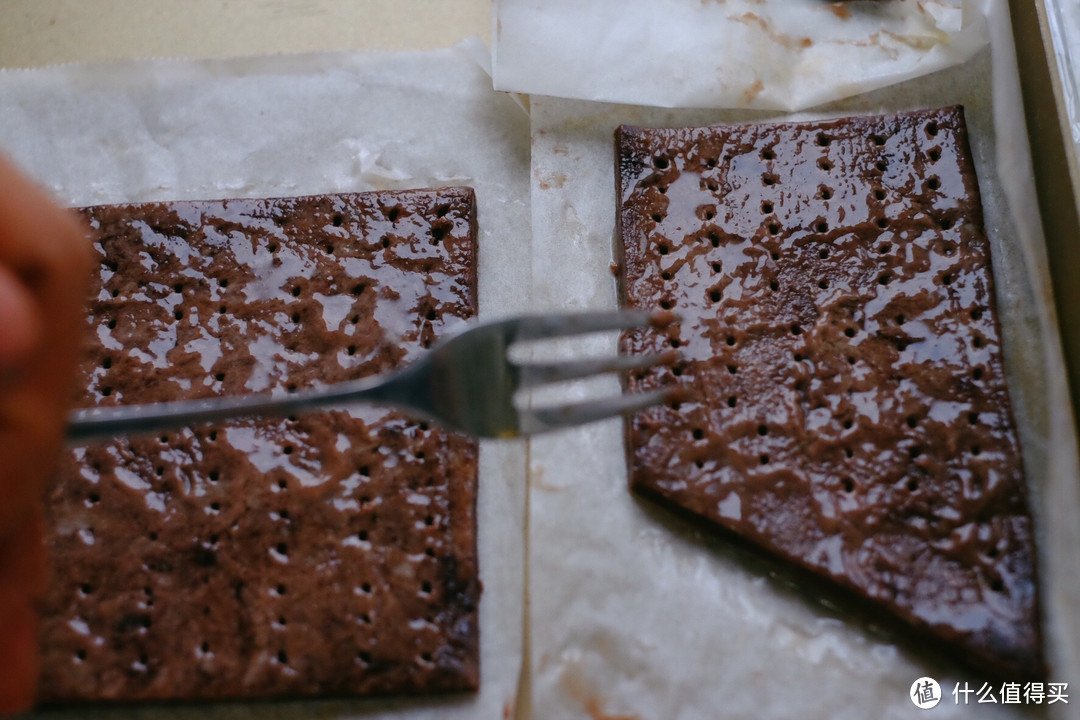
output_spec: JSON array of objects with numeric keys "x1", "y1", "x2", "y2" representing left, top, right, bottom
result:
[{"x1": 0, "y1": 0, "x2": 490, "y2": 68}]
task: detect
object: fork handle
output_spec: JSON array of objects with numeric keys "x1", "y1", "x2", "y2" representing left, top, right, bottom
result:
[{"x1": 66, "y1": 364, "x2": 426, "y2": 444}]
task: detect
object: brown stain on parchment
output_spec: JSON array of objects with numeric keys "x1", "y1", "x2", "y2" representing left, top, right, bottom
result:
[
  {"x1": 732, "y1": 12, "x2": 812, "y2": 50},
  {"x1": 828, "y1": 3, "x2": 852, "y2": 19},
  {"x1": 881, "y1": 28, "x2": 938, "y2": 51},
  {"x1": 558, "y1": 657, "x2": 641, "y2": 720},
  {"x1": 531, "y1": 464, "x2": 568, "y2": 492},
  {"x1": 538, "y1": 174, "x2": 568, "y2": 191},
  {"x1": 817, "y1": 28, "x2": 940, "y2": 61},
  {"x1": 742, "y1": 78, "x2": 765, "y2": 105},
  {"x1": 585, "y1": 697, "x2": 640, "y2": 720}
]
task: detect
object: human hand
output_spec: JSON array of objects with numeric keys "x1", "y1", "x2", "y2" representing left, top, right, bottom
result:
[{"x1": 0, "y1": 154, "x2": 90, "y2": 716}]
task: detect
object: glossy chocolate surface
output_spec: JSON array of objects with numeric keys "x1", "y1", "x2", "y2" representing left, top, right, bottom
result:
[
  {"x1": 40, "y1": 189, "x2": 480, "y2": 701},
  {"x1": 616, "y1": 107, "x2": 1042, "y2": 677}
]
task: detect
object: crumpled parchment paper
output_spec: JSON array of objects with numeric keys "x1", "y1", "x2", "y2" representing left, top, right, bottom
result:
[{"x1": 493, "y1": 0, "x2": 993, "y2": 111}]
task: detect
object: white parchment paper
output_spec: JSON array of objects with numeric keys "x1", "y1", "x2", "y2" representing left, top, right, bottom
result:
[
  {"x1": 525, "y1": 1, "x2": 1080, "y2": 718},
  {"x1": 493, "y1": 0, "x2": 993, "y2": 111},
  {"x1": 0, "y1": 46, "x2": 530, "y2": 720}
]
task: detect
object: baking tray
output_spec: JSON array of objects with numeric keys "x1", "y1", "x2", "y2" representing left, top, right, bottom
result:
[
  {"x1": 1010, "y1": 0, "x2": 1080, "y2": 437},
  {"x1": 1, "y1": 1, "x2": 1078, "y2": 718}
]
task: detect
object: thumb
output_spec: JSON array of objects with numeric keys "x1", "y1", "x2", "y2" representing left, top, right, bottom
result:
[
  {"x1": 0, "y1": 264, "x2": 41, "y2": 370},
  {"x1": 0, "y1": 511, "x2": 45, "y2": 716}
]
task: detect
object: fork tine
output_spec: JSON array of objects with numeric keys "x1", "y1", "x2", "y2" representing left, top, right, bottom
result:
[
  {"x1": 515, "y1": 352, "x2": 673, "y2": 388},
  {"x1": 503, "y1": 309, "x2": 660, "y2": 342},
  {"x1": 518, "y1": 388, "x2": 672, "y2": 435}
]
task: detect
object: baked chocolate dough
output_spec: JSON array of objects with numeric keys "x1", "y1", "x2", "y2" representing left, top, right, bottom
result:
[
  {"x1": 40, "y1": 188, "x2": 480, "y2": 701},
  {"x1": 615, "y1": 107, "x2": 1042, "y2": 678}
]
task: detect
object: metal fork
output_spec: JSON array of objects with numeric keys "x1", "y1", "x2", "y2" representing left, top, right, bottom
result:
[{"x1": 66, "y1": 310, "x2": 673, "y2": 443}]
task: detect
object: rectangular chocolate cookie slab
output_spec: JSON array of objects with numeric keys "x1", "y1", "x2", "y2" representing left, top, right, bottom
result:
[
  {"x1": 40, "y1": 188, "x2": 480, "y2": 701},
  {"x1": 615, "y1": 107, "x2": 1043, "y2": 678}
]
